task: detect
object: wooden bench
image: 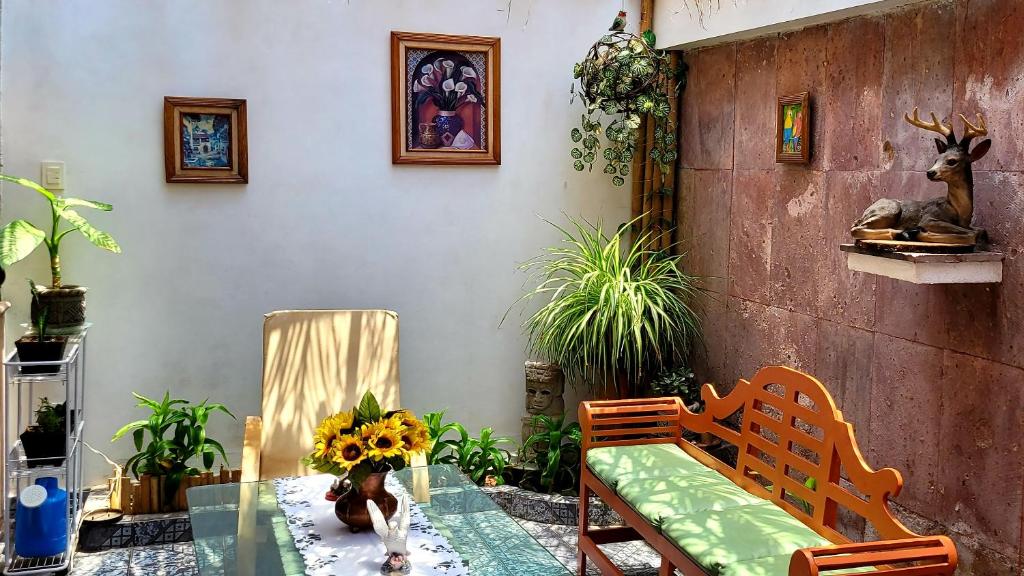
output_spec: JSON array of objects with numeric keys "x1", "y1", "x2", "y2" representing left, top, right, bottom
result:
[{"x1": 578, "y1": 365, "x2": 957, "y2": 576}]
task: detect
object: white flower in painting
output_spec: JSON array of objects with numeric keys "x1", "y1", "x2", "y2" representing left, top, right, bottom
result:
[
  {"x1": 442, "y1": 60, "x2": 455, "y2": 76},
  {"x1": 421, "y1": 64, "x2": 434, "y2": 75},
  {"x1": 466, "y1": 94, "x2": 478, "y2": 103},
  {"x1": 455, "y1": 82, "x2": 467, "y2": 97},
  {"x1": 421, "y1": 75, "x2": 434, "y2": 87},
  {"x1": 413, "y1": 80, "x2": 425, "y2": 93},
  {"x1": 460, "y1": 66, "x2": 478, "y2": 79},
  {"x1": 442, "y1": 78, "x2": 455, "y2": 93},
  {"x1": 434, "y1": 58, "x2": 445, "y2": 72}
]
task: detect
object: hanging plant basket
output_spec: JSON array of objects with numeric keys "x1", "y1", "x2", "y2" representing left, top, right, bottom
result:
[{"x1": 570, "y1": 31, "x2": 682, "y2": 186}]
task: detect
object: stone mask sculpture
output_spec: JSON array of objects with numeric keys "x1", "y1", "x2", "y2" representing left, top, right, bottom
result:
[
  {"x1": 851, "y1": 108, "x2": 991, "y2": 246},
  {"x1": 521, "y1": 361, "x2": 566, "y2": 447}
]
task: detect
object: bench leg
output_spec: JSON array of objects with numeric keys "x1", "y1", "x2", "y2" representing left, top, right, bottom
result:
[
  {"x1": 578, "y1": 479, "x2": 592, "y2": 574},
  {"x1": 659, "y1": 557, "x2": 674, "y2": 576}
]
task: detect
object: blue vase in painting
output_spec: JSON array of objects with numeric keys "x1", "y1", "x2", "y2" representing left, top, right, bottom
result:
[{"x1": 433, "y1": 111, "x2": 464, "y2": 148}]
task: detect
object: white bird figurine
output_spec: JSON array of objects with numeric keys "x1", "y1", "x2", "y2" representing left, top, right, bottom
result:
[{"x1": 367, "y1": 495, "x2": 412, "y2": 575}]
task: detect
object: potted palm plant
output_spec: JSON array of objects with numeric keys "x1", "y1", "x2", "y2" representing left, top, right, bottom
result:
[
  {"x1": 0, "y1": 174, "x2": 120, "y2": 328},
  {"x1": 14, "y1": 283, "x2": 68, "y2": 375},
  {"x1": 508, "y1": 216, "x2": 702, "y2": 399}
]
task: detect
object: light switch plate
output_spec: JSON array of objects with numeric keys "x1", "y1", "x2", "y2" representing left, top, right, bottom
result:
[{"x1": 40, "y1": 161, "x2": 65, "y2": 191}]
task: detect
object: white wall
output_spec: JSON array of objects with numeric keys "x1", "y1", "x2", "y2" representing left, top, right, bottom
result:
[
  {"x1": 0, "y1": 0, "x2": 634, "y2": 483},
  {"x1": 655, "y1": 0, "x2": 927, "y2": 48}
]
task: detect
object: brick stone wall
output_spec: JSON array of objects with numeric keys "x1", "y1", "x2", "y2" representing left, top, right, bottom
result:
[{"x1": 677, "y1": 1, "x2": 1024, "y2": 573}]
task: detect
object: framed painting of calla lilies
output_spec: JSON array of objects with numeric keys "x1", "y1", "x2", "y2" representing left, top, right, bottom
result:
[{"x1": 391, "y1": 32, "x2": 501, "y2": 165}]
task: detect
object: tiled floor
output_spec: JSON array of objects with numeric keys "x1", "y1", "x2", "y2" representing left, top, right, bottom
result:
[{"x1": 70, "y1": 521, "x2": 659, "y2": 576}]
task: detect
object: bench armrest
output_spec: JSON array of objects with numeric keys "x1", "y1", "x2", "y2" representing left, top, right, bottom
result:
[
  {"x1": 790, "y1": 536, "x2": 957, "y2": 576},
  {"x1": 578, "y1": 397, "x2": 684, "y2": 452}
]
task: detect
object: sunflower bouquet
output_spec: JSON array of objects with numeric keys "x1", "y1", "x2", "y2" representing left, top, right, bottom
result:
[{"x1": 301, "y1": 391, "x2": 430, "y2": 487}]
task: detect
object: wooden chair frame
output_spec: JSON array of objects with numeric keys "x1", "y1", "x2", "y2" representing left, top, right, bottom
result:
[{"x1": 578, "y1": 366, "x2": 957, "y2": 576}]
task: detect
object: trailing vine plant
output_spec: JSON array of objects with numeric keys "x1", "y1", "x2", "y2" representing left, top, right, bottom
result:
[{"x1": 570, "y1": 30, "x2": 683, "y2": 186}]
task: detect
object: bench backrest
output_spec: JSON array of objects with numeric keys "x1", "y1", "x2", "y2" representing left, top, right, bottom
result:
[{"x1": 680, "y1": 365, "x2": 916, "y2": 543}]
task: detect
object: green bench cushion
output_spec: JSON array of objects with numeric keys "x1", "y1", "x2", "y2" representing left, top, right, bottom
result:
[
  {"x1": 661, "y1": 503, "x2": 832, "y2": 571},
  {"x1": 616, "y1": 475, "x2": 765, "y2": 528},
  {"x1": 586, "y1": 443, "x2": 713, "y2": 489},
  {"x1": 720, "y1": 554, "x2": 875, "y2": 576}
]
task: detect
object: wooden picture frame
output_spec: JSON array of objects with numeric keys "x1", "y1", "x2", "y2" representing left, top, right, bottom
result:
[
  {"x1": 164, "y1": 97, "x2": 248, "y2": 183},
  {"x1": 391, "y1": 31, "x2": 501, "y2": 165},
  {"x1": 776, "y1": 92, "x2": 810, "y2": 164}
]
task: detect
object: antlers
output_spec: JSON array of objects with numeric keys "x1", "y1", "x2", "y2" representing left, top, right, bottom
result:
[
  {"x1": 904, "y1": 107, "x2": 953, "y2": 139},
  {"x1": 904, "y1": 107, "x2": 988, "y2": 145},
  {"x1": 958, "y1": 112, "x2": 988, "y2": 142}
]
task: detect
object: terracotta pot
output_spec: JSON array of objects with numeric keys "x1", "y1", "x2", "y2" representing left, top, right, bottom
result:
[
  {"x1": 30, "y1": 286, "x2": 87, "y2": 329},
  {"x1": 334, "y1": 471, "x2": 397, "y2": 532}
]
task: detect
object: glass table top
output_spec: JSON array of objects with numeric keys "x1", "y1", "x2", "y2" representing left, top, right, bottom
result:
[{"x1": 186, "y1": 464, "x2": 571, "y2": 576}]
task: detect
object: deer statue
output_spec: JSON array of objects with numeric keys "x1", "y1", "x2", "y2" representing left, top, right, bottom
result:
[{"x1": 850, "y1": 108, "x2": 991, "y2": 246}]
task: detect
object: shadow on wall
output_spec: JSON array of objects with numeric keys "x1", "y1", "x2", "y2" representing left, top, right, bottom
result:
[{"x1": 259, "y1": 310, "x2": 400, "y2": 479}]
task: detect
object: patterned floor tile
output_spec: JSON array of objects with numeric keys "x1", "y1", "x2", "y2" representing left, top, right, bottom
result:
[
  {"x1": 128, "y1": 543, "x2": 197, "y2": 576},
  {"x1": 70, "y1": 547, "x2": 130, "y2": 576}
]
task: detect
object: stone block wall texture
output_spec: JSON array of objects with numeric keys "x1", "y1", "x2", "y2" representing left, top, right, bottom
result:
[{"x1": 677, "y1": 1, "x2": 1024, "y2": 574}]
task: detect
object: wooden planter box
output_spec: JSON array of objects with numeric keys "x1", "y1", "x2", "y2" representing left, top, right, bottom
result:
[{"x1": 109, "y1": 468, "x2": 242, "y2": 514}]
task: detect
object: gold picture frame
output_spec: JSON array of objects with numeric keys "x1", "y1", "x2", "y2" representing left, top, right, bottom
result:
[{"x1": 391, "y1": 32, "x2": 501, "y2": 165}]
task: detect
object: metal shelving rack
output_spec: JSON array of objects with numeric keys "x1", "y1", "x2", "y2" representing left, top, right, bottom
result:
[{"x1": 1, "y1": 326, "x2": 88, "y2": 575}]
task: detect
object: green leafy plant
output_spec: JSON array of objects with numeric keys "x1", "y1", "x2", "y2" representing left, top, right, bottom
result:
[
  {"x1": 649, "y1": 365, "x2": 700, "y2": 406},
  {"x1": 34, "y1": 397, "x2": 65, "y2": 434},
  {"x1": 112, "y1": 392, "x2": 235, "y2": 505},
  {"x1": 570, "y1": 30, "x2": 682, "y2": 186},
  {"x1": 0, "y1": 174, "x2": 120, "y2": 288},
  {"x1": 507, "y1": 215, "x2": 702, "y2": 398},
  {"x1": 520, "y1": 414, "x2": 582, "y2": 495},
  {"x1": 423, "y1": 411, "x2": 513, "y2": 486}
]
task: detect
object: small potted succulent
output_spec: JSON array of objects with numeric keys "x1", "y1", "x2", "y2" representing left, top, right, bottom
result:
[
  {"x1": 21, "y1": 397, "x2": 67, "y2": 467},
  {"x1": 15, "y1": 282, "x2": 68, "y2": 375},
  {"x1": 0, "y1": 174, "x2": 120, "y2": 329}
]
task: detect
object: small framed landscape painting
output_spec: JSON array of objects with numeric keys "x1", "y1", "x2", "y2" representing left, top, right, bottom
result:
[
  {"x1": 776, "y1": 92, "x2": 810, "y2": 164},
  {"x1": 164, "y1": 97, "x2": 248, "y2": 183},
  {"x1": 391, "y1": 31, "x2": 501, "y2": 165}
]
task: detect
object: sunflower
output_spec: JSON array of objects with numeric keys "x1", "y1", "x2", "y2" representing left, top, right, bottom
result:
[
  {"x1": 331, "y1": 434, "x2": 367, "y2": 470},
  {"x1": 395, "y1": 419, "x2": 430, "y2": 453},
  {"x1": 366, "y1": 427, "x2": 405, "y2": 460},
  {"x1": 312, "y1": 410, "x2": 358, "y2": 459},
  {"x1": 360, "y1": 420, "x2": 390, "y2": 441}
]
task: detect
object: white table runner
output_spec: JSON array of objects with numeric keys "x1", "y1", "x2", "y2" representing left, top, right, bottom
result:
[{"x1": 274, "y1": 474, "x2": 471, "y2": 576}]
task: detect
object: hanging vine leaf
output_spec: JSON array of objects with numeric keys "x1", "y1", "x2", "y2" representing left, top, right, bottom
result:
[
  {"x1": 571, "y1": 148, "x2": 583, "y2": 159},
  {"x1": 569, "y1": 30, "x2": 683, "y2": 186}
]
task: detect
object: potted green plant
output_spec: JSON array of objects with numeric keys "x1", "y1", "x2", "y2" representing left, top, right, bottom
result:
[
  {"x1": 519, "y1": 414, "x2": 582, "y2": 496},
  {"x1": 15, "y1": 282, "x2": 68, "y2": 374},
  {"x1": 112, "y1": 392, "x2": 235, "y2": 507},
  {"x1": 0, "y1": 174, "x2": 120, "y2": 328},
  {"x1": 570, "y1": 30, "x2": 682, "y2": 186},
  {"x1": 507, "y1": 216, "x2": 703, "y2": 398},
  {"x1": 21, "y1": 397, "x2": 66, "y2": 467}
]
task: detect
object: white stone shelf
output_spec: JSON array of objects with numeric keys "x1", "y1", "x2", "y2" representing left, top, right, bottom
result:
[{"x1": 840, "y1": 244, "x2": 1004, "y2": 284}]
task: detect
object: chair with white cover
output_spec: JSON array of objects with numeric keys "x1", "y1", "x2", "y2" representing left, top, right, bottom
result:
[{"x1": 241, "y1": 310, "x2": 401, "y2": 482}]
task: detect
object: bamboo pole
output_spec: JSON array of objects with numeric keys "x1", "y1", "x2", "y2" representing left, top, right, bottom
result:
[
  {"x1": 662, "y1": 52, "x2": 681, "y2": 253},
  {"x1": 139, "y1": 475, "x2": 151, "y2": 514},
  {"x1": 636, "y1": 0, "x2": 657, "y2": 242}
]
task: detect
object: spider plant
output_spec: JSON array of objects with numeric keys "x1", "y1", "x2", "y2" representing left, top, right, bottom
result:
[
  {"x1": 507, "y1": 215, "x2": 702, "y2": 398},
  {"x1": 112, "y1": 392, "x2": 235, "y2": 506}
]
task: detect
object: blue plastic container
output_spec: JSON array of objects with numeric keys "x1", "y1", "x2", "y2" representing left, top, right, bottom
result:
[{"x1": 15, "y1": 476, "x2": 67, "y2": 558}]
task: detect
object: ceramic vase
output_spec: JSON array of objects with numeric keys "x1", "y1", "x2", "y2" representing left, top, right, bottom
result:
[
  {"x1": 334, "y1": 471, "x2": 398, "y2": 532},
  {"x1": 432, "y1": 111, "x2": 463, "y2": 147}
]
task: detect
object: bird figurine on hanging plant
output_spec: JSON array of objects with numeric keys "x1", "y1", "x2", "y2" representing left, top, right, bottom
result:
[{"x1": 609, "y1": 10, "x2": 627, "y2": 31}]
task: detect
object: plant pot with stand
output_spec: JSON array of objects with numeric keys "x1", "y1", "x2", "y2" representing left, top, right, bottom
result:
[{"x1": 20, "y1": 397, "x2": 67, "y2": 467}]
